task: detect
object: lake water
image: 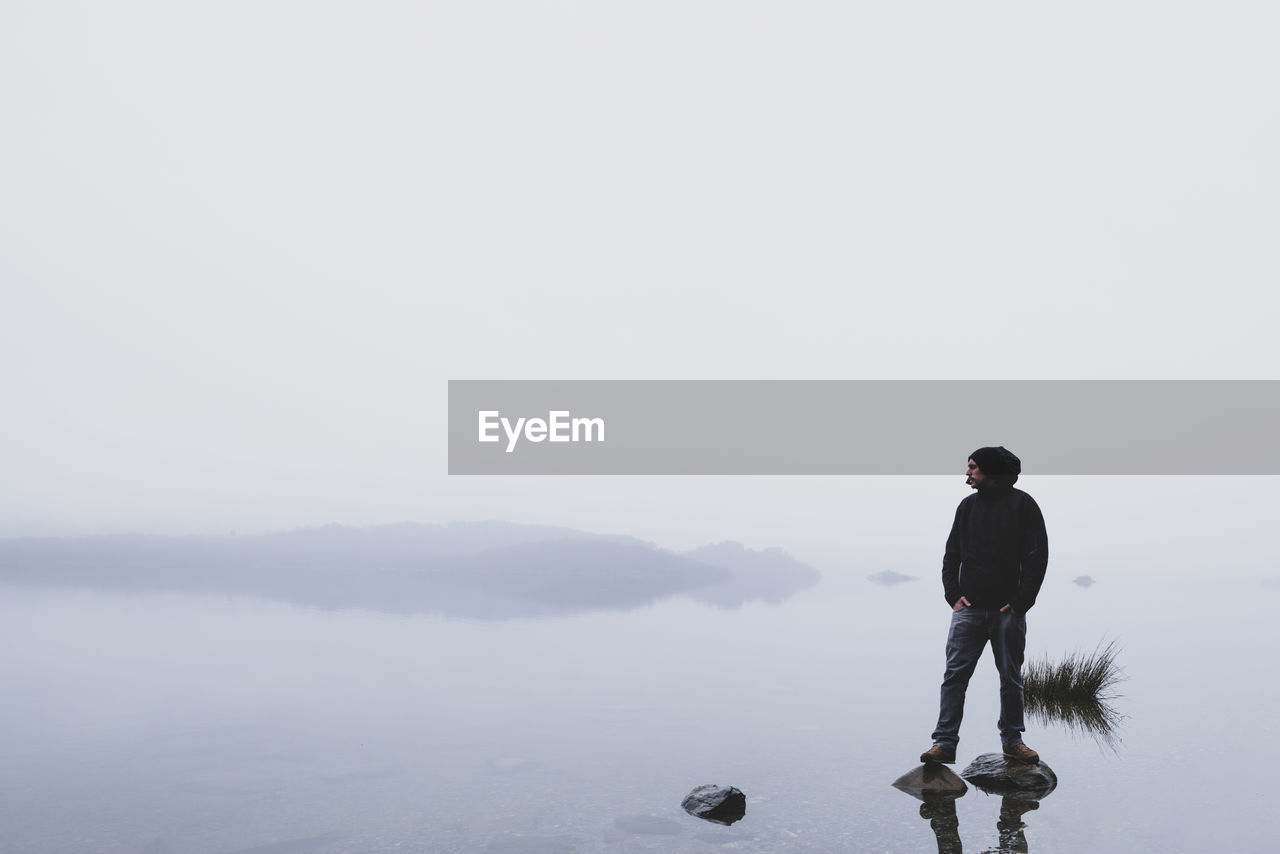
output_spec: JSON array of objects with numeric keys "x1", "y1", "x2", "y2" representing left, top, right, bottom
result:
[{"x1": 1, "y1": 540, "x2": 1277, "y2": 853}]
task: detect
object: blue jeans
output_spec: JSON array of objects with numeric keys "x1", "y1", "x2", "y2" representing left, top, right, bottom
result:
[{"x1": 931, "y1": 606, "x2": 1027, "y2": 748}]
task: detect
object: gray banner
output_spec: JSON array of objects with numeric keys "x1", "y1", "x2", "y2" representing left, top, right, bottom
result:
[{"x1": 448, "y1": 381, "x2": 1280, "y2": 474}]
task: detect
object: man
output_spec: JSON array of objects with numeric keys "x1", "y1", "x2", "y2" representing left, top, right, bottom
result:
[{"x1": 920, "y1": 446, "x2": 1048, "y2": 766}]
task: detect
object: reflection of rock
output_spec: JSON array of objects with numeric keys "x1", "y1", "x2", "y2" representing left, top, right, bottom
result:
[
  {"x1": 682, "y1": 542, "x2": 821, "y2": 607},
  {"x1": 891, "y1": 764, "x2": 968, "y2": 800},
  {"x1": 960, "y1": 754, "x2": 1057, "y2": 799},
  {"x1": 1073, "y1": 575, "x2": 1095, "y2": 587},
  {"x1": 902, "y1": 769, "x2": 1041, "y2": 854},
  {"x1": 868, "y1": 570, "x2": 917, "y2": 586},
  {"x1": 681, "y1": 784, "x2": 747, "y2": 825}
]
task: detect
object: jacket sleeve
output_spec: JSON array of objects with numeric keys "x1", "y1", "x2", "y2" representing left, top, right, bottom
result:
[
  {"x1": 1014, "y1": 496, "x2": 1049, "y2": 613},
  {"x1": 941, "y1": 503, "x2": 964, "y2": 607}
]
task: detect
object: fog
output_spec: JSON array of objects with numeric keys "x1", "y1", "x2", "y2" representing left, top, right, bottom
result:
[
  {"x1": 3, "y1": 3, "x2": 1278, "y2": 541},
  {"x1": 3, "y1": 514, "x2": 1277, "y2": 852},
  {"x1": 3, "y1": 3, "x2": 1278, "y2": 851}
]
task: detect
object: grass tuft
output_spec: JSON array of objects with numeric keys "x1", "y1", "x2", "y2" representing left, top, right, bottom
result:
[{"x1": 1024, "y1": 640, "x2": 1127, "y2": 747}]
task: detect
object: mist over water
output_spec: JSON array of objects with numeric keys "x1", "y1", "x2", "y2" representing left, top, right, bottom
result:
[
  {"x1": 2, "y1": 498, "x2": 1277, "y2": 853},
  {"x1": 6, "y1": 2, "x2": 1278, "y2": 850}
]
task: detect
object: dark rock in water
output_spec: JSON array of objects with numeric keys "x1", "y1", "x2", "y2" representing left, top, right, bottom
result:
[
  {"x1": 1073, "y1": 575, "x2": 1095, "y2": 587},
  {"x1": 681, "y1": 784, "x2": 747, "y2": 825},
  {"x1": 960, "y1": 753, "x2": 1058, "y2": 798},
  {"x1": 891, "y1": 764, "x2": 968, "y2": 800}
]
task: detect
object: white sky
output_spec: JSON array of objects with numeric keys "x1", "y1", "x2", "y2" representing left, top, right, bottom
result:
[{"x1": 2, "y1": 2, "x2": 1277, "y2": 545}]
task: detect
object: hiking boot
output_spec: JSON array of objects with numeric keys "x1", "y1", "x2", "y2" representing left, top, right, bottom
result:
[
  {"x1": 920, "y1": 744, "x2": 956, "y2": 765},
  {"x1": 1002, "y1": 742, "x2": 1040, "y2": 764}
]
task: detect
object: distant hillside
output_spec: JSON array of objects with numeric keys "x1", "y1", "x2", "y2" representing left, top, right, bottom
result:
[
  {"x1": 0, "y1": 522, "x2": 821, "y2": 618},
  {"x1": 681, "y1": 541, "x2": 821, "y2": 607}
]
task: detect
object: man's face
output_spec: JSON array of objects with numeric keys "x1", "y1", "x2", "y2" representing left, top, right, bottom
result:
[{"x1": 965, "y1": 458, "x2": 986, "y2": 489}]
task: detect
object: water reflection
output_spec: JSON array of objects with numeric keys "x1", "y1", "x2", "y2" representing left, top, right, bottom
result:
[
  {"x1": 868, "y1": 570, "x2": 917, "y2": 586},
  {"x1": 685, "y1": 542, "x2": 822, "y2": 607},
  {"x1": 1025, "y1": 696, "x2": 1124, "y2": 748},
  {"x1": 895, "y1": 766, "x2": 1047, "y2": 853},
  {"x1": 0, "y1": 522, "x2": 820, "y2": 619},
  {"x1": 980, "y1": 795, "x2": 1040, "y2": 854},
  {"x1": 920, "y1": 795, "x2": 964, "y2": 854},
  {"x1": 1024, "y1": 642, "x2": 1126, "y2": 749}
]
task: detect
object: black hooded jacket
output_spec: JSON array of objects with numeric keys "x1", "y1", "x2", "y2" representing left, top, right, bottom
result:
[{"x1": 941, "y1": 485, "x2": 1048, "y2": 613}]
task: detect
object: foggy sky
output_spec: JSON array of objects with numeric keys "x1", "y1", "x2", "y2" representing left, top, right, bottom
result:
[{"x1": 2, "y1": 3, "x2": 1277, "y2": 545}]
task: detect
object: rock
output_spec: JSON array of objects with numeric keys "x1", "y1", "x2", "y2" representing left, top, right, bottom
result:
[
  {"x1": 868, "y1": 570, "x2": 917, "y2": 586},
  {"x1": 891, "y1": 764, "x2": 968, "y2": 800},
  {"x1": 681, "y1": 784, "x2": 747, "y2": 825},
  {"x1": 960, "y1": 754, "x2": 1058, "y2": 798},
  {"x1": 1073, "y1": 575, "x2": 1095, "y2": 587}
]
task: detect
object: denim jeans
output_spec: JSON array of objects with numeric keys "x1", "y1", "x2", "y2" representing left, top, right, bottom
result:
[{"x1": 931, "y1": 605, "x2": 1027, "y2": 748}]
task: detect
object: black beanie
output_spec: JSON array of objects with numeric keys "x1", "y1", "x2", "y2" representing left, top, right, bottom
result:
[{"x1": 970, "y1": 446, "x2": 1021, "y2": 479}]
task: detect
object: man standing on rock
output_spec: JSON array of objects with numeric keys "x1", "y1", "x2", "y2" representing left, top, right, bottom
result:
[{"x1": 921, "y1": 446, "x2": 1048, "y2": 766}]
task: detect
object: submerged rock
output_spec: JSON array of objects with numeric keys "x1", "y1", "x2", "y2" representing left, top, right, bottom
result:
[
  {"x1": 960, "y1": 753, "x2": 1058, "y2": 798},
  {"x1": 681, "y1": 784, "x2": 747, "y2": 825},
  {"x1": 891, "y1": 764, "x2": 968, "y2": 800}
]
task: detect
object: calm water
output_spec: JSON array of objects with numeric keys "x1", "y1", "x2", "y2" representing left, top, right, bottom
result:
[{"x1": 1, "y1": 556, "x2": 1277, "y2": 853}]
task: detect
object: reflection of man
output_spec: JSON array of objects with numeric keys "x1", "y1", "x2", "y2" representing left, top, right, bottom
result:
[
  {"x1": 918, "y1": 795, "x2": 963, "y2": 854},
  {"x1": 991, "y1": 795, "x2": 1038, "y2": 853},
  {"x1": 916, "y1": 793, "x2": 1039, "y2": 854},
  {"x1": 921, "y1": 446, "x2": 1048, "y2": 766}
]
